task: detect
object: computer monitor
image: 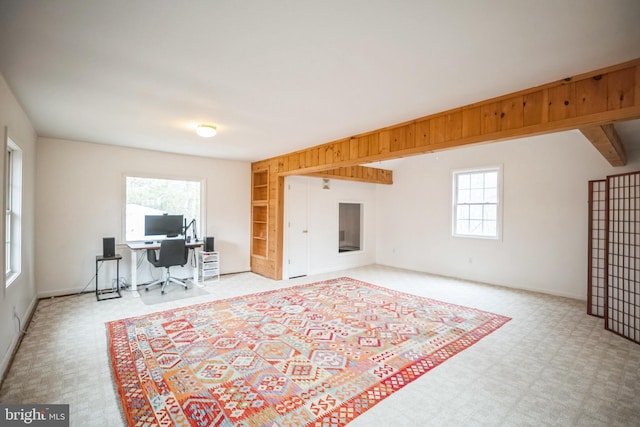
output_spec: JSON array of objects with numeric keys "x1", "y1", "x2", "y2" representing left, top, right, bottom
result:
[{"x1": 144, "y1": 215, "x2": 184, "y2": 238}]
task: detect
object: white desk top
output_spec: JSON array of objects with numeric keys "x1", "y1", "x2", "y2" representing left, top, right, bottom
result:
[{"x1": 127, "y1": 240, "x2": 204, "y2": 250}]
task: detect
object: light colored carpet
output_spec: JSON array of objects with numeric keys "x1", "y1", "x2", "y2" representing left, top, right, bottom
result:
[{"x1": 2, "y1": 265, "x2": 639, "y2": 426}]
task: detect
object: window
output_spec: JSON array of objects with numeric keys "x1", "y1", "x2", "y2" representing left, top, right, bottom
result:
[
  {"x1": 6, "y1": 137, "x2": 22, "y2": 286},
  {"x1": 125, "y1": 176, "x2": 202, "y2": 241},
  {"x1": 338, "y1": 202, "x2": 362, "y2": 253},
  {"x1": 452, "y1": 167, "x2": 501, "y2": 239}
]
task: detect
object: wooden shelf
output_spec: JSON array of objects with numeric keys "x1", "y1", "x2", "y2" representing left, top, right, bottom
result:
[
  {"x1": 252, "y1": 238, "x2": 267, "y2": 258},
  {"x1": 252, "y1": 205, "x2": 267, "y2": 223},
  {"x1": 251, "y1": 178, "x2": 269, "y2": 256},
  {"x1": 252, "y1": 170, "x2": 269, "y2": 202},
  {"x1": 252, "y1": 221, "x2": 267, "y2": 239}
]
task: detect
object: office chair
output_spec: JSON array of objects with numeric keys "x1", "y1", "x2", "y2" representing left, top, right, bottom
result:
[{"x1": 145, "y1": 239, "x2": 189, "y2": 294}]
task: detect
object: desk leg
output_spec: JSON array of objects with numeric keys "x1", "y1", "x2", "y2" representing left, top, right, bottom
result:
[
  {"x1": 130, "y1": 250, "x2": 138, "y2": 292},
  {"x1": 193, "y1": 247, "x2": 200, "y2": 285},
  {"x1": 116, "y1": 259, "x2": 121, "y2": 297},
  {"x1": 95, "y1": 260, "x2": 99, "y2": 301}
]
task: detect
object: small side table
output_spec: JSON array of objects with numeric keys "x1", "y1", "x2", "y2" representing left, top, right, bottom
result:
[{"x1": 96, "y1": 254, "x2": 122, "y2": 301}]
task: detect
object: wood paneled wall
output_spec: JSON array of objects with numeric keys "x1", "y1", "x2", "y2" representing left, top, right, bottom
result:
[{"x1": 251, "y1": 58, "x2": 640, "y2": 280}]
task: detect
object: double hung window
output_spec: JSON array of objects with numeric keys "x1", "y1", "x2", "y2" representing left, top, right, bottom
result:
[
  {"x1": 452, "y1": 167, "x2": 501, "y2": 239},
  {"x1": 6, "y1": 137, "x2": 22, "y2": 286}
]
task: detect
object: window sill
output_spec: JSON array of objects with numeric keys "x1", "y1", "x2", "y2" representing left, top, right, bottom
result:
[
  {"x1": 452, "y1": 233, "x2": 500, "y2": 241},
  {"x1": 6, "y1": 271, "x2": 19, "y2": 287}
]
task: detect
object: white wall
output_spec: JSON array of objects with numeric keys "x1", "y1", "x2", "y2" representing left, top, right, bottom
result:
[
  {"x1": 0, "y1": 74, "x2": 37, "y2": 377},
  {"x1": 35, "y1": 138, "x2": 250, "y2": 297},
  {"x1": 284, "y1": 176, "x2": 376, "y2": 278},
  {"x1": 376, "y1": 131, "x2": 640, "y2": 300}
]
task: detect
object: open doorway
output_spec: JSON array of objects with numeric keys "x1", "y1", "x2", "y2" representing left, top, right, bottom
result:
[{"x1": 338, "y1": 202, "x2": 362, "y2": 253}]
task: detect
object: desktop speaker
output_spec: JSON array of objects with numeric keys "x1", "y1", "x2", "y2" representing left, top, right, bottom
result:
[
  {"x1": 205, "y1": 237, "x2": 215, "y2": 252},
  {"x1": 103, "y1": 237, "x2": 115, "y2": 258}
]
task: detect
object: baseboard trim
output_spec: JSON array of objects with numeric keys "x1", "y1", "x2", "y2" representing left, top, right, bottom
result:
[
  {"x1": 374, "y1": 263, "x2": 586, "y2": 301},
  {"x1": 0, "y1": 295, "x2": 38, "y2": 388}
]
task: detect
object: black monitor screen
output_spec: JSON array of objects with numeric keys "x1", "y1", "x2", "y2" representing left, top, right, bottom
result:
[{"x1": 144, "y1": 215, "x2": 184, "y2": 238}]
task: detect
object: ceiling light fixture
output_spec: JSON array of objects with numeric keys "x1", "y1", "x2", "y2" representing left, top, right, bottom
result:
[{"x1": 196, "y1": 124, "x2": 217, "y2": 138}]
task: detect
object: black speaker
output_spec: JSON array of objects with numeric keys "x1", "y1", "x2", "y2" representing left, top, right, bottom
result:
[
  {"x1": 205, "y1": 237, "x2": 215, "y2": 252},
  {"x1": 103, "y1": 237, "x2": 115, "y2": 257}
]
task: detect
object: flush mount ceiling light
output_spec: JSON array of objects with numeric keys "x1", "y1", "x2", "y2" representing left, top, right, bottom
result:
[{"x1": 196, "y1": 124, "x2": 217, "y2": 138}]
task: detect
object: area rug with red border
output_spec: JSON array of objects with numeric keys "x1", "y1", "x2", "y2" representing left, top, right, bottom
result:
[{"x1": 107, "y1": 277, "x2": 510, "y2": 426}]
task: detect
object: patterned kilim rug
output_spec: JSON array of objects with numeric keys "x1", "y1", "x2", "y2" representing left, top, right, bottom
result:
[{"x1": 107, "y1": 277, "x2": 510, "y2": 426}]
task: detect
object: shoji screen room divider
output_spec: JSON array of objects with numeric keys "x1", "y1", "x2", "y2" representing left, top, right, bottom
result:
[{"x1": 589, "y1": 172, "x2": 640, "y2": 344}]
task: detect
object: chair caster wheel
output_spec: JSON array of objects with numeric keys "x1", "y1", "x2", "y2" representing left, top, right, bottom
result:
[
  {"x1": 161, "y1": 291, "x2": 165, "y2": 295},
  {"x1": 145, "y1": 288, "x2": 149, "y2": 292}
]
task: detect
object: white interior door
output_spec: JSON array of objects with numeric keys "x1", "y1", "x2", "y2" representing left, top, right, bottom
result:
[{"x1": 287, "y1": 177, "x2": 309, "y2": 278}]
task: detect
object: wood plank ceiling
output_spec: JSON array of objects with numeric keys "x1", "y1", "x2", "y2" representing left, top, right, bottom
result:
[{"x1": 251, "y1": 58, "x2": 640, "y2": 280}]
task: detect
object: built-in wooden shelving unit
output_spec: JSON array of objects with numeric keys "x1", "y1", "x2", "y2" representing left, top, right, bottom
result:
[{"x1": 251, "y1": 170, "x2": 268, "y2": 259}]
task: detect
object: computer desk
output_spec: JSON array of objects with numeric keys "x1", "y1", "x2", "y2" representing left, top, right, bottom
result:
[{"x1": 126, "y1": 240, "x2": 204, "y2": 291}]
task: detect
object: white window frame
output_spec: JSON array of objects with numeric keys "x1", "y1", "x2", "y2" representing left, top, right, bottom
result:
[
  {"x1": 6, "y1": 136, "x2": 22, "y2": 287},
  {"x1": 452, "y1": 166, "x2": 502, "y2": 240},
  {"x1": 123, "y1": 174, "x2": 205, "y2": 242}
]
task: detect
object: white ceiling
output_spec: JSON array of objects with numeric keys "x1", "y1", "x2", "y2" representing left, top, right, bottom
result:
[{"x1": 1, "y1": 0, "x2": 639, "y2": 163}]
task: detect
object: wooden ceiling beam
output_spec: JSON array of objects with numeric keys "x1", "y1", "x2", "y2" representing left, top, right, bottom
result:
[
  {"x1": 580, "y1": 124, "x2": 627, "y2": 166},
  {"x1": 249, "y1": 57, "x2": 640, "y2": 281},
  {"x1": 302, "y1": 165, "x2": 393, "y2": 185},
  {"x1": 260, "y1": 57, "x2": 640, "y2": 175}
]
